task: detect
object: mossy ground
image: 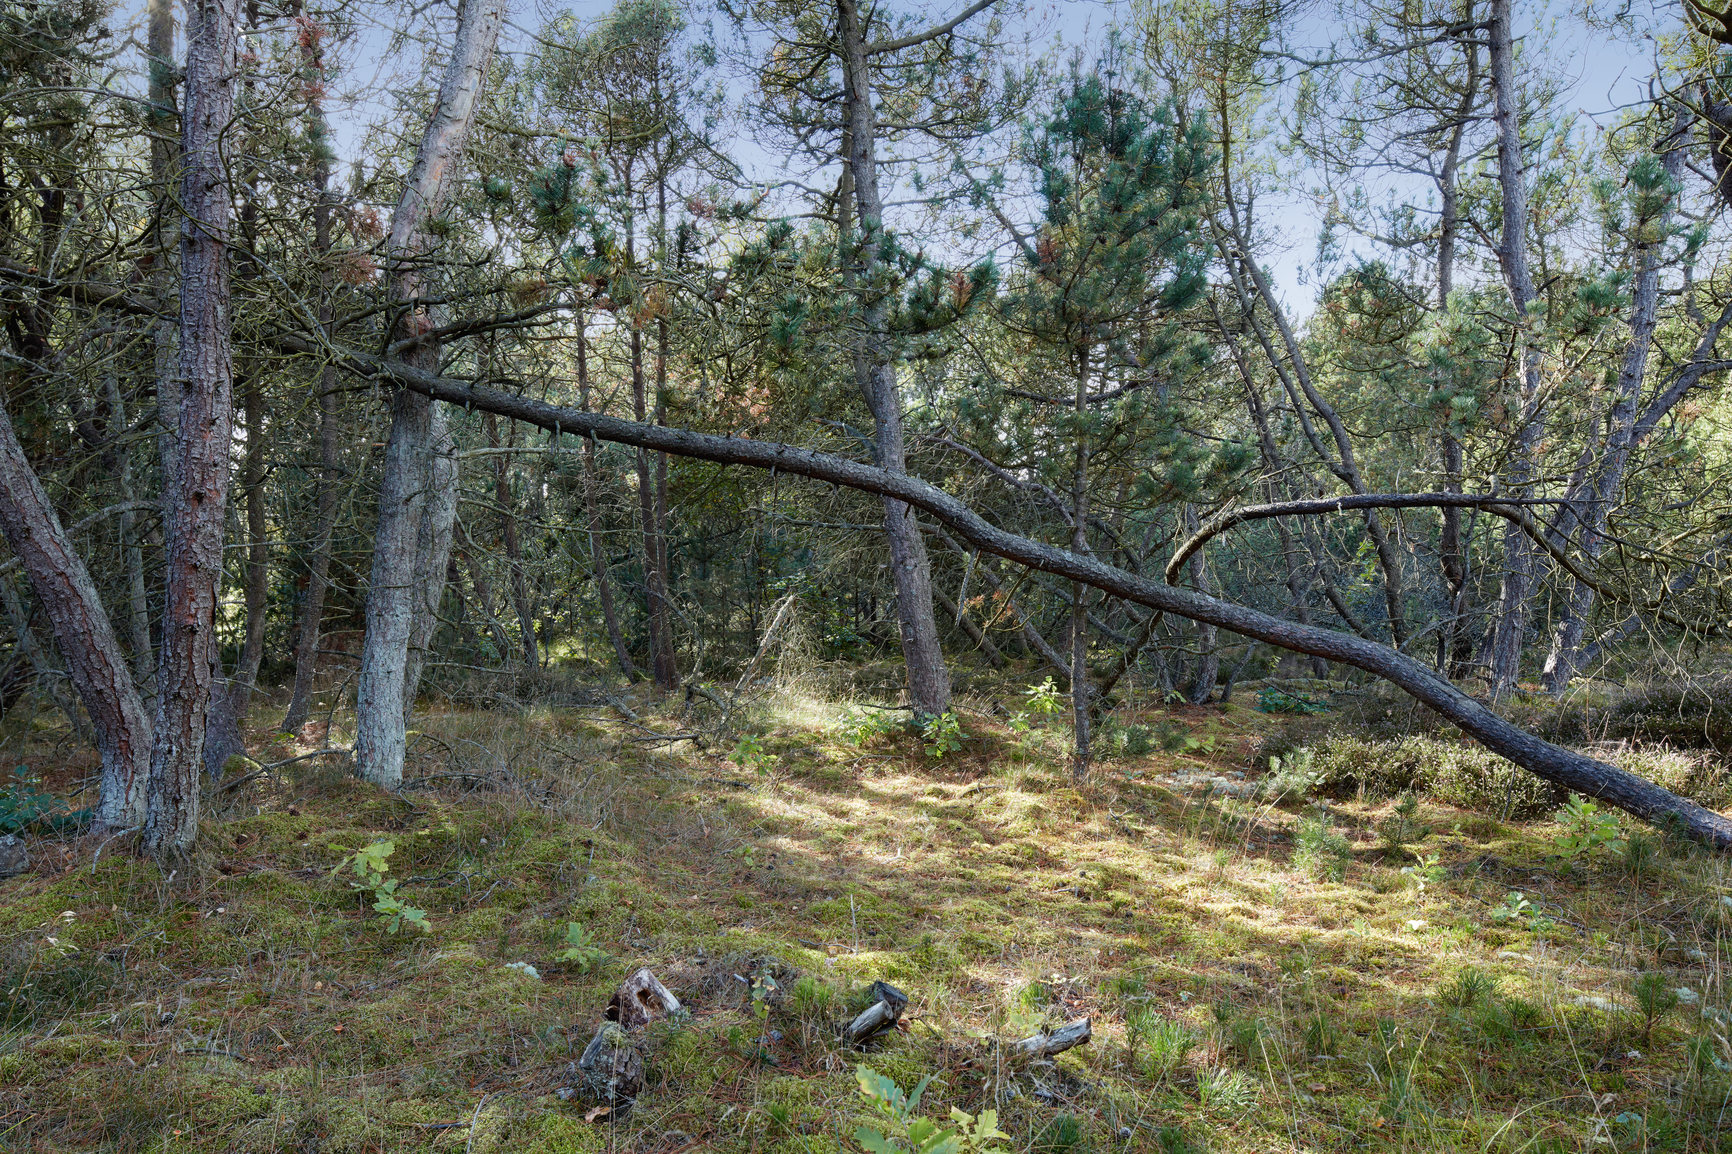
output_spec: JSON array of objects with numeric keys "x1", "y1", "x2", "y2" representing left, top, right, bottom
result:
[{"x1": 1, "y1": 681, "x2": 1728, "y2": 1152}]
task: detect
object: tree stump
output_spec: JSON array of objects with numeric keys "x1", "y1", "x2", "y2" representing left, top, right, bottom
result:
[
  {"x1": 0, "y1": 834, "x2": 26, "y2": 878},
  {"x1": 845, "y1": 980, "x2": 908, "y2": 1045},
  {"x1": 606, "y1": 967, "x2": 681, "y2": 1029},
  {"x1": 576, "y1": 1023, "x2": 644, "y2": 1106}
]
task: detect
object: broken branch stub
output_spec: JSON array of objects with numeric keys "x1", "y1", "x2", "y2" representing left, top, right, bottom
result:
[
  {"x1": 606, "y1": 967, "x2": 681, "y2": 1030},
  {"x1": 1014, "y1": 1017, "x2": 1091, "y2": 1058},
  {"x1": 845, "y1": 980, "x2": 908, "y2": 1045}
]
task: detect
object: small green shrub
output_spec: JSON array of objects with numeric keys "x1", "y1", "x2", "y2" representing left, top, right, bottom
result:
[
  {"x1": 1306, "y1": 735, "x2": 1562, "y2": 817},
  {"x1": 840, "y1": 708, "x2": 904, "y2": 747},
  {"x1": 920, "y1": 711, "x2": 965, "y2": 759},
  {"x1": 1292, "y1": 807, "x2": 1353, "y2": 880},
  {"x1": 0, "y1": 776, "x2": 90, "y2": 834},
  {"x1": 1129, "y1": 1011, "x2": 1195, "y2": 1081},
  {"x1": 731, "y1": 733, "x2": 775, "y2": 775},
  {"x1": 1025, "y1": 678, "x2": 1065, "y2": 717},
  {"x1": 554, "y1": 922, "x2": 607, "y2": 972},
  {"x1": 1632, "y1": 971, "x2": 1678, "y2": 1042},
  {"x1": 1375, "y1": 793, "x2": 1431, "y2": 859},
  {"x1": 1196, "y1": 1067, "x2": 1258, "y2": 1114},
  {"x1": 850, "y1": 1064, "x2": 1010, "y2": 1153},
  {"x1": 1263, "y1": 749, "x2": 1321, "y2": 801},
  {"x1": 1256, "y1": 687, "x2": 1329, "y2": 715},
  {"x1": 1438, "y1": 967, "x2": 1497, "y2": 1008},
  {"x1": 331, "y1": 840, "x2": 429, "y2": 934},
  {"x1": 1031, "y1": 1114, "x2": 1084, "y2": 1153},
  {"x1": 1555, "y1": 794, "x2": 1625, "y2": 858}
]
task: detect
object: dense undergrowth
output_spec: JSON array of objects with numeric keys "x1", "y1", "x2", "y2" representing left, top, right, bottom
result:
[{"x1": 1, "y1": 671, "x2": 1730, "y2": 1152}]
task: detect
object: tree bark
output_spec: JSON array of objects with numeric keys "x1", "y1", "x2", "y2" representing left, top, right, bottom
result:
[
  {"x1": 1485, "y1": 0, "x2": 1544, "y2": 700},
  {"x1": 0, "y1": 416, "x2": 150, "y2": 831},
  {"x1": 281, "y1": 14, "x2": 344, "y2": 735},
  {"x1": 577, "y1": 323, "x2": 639, "y2": 680},
  {"x1": 353, "y1": 0, "x2": 504, "y2": 788},
  {"x1": 837, "y1": 0, "x2": 950, "y2": 720},
  {"x1": 1542, "y1": 119, "x2": 1687, "y2": 692},
  {"x1": 144, "y1": 0, "x2": 240, "y2": 857},
  {"x1": 486, "y1": 413, "x2": 539, "y2": 667}
]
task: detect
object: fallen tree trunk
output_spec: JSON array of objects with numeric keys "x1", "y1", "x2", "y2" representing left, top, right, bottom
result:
[{"x1": 319, "y1": 358, "x2": 1732, "y2": 847}]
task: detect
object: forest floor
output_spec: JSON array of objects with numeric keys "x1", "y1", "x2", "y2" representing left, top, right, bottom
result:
[{"x1": 0, "y1": 674, "x2": 1728, "y2": 1153}]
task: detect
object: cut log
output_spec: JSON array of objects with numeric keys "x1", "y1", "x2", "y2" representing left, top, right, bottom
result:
[
  {"x1": 575, "y1": 1023, "x2": 643, "y2": 1106},
  {"x1": 606, "y1": 967, "x2": 681, "y2": 1030},
  {"x1": 1014, "y1": 1017, "x2": 1091, "y2": 1058},
  {"x1": 845, "y1": 980, "x2": 908, "y2": 1045}
]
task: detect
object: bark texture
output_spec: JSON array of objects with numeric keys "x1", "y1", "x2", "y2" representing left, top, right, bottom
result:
[
  {"x1": 353, "y1": 0, "x2": 504, "y2": 787},
  {"x1": 837, "y1": 0, "x2": 951, "y2": 720},
  {"x1": 0, "y1": 402, "x2": 150, "y2": 828},
  {"x1": 145, "y1": 0, "x2": 240, "y2": 857},
  {"x1": 1484, "y1": 0, "x2": 1544, "y2": 699}
]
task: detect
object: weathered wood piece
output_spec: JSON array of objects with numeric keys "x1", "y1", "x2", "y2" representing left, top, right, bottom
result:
[
  {"x1": 845, "y1": 980, "x2": 908, "y2": 1045},
  {"x1": 1014, "y1": 1017, "x2": 1091, "y2": 1058},
  {"x1": 575, "y1": 1023, "x2": 643, "y2": 1105},
  {"x1": 606, "y1": 967, "x2": 681, "y2": 1030}
]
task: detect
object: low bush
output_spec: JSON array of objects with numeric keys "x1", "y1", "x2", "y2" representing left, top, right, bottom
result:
[{"x1": 1305, "y1": 734, "x2": 1563, "y2": 818}]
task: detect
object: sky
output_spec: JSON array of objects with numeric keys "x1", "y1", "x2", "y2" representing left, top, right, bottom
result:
[{"x1": 113, "y1": 0, "x2": 1685, "y2": 317}]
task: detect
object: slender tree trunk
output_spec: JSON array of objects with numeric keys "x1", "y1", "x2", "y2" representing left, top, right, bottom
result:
[
  {"x1": 282, "y1": 167, "x2": 342, "y2": 733},
  {"x1": 837, "y1": 0, "x2": 950, "y2": 719},
  {"x1": 148, "y1": 0, "x2": 179, "y2": 510},
  {"x1": 1542, "y1": 119, "x2": 1686, "y2": 692},
  {"x1": 144, "y1": 0, "x2": 239, "y2": 857},
  {"x1": 1435, "y1": 56, "x2": 1476, "y2": 677},
  {"x1": 353, "y1": 0, "x2": 503, "y2": 787},
  {"x1": 1485, "y1": 0, "x2": 1544, "y2": 700},
  {"x1": 458, "y1": 546, "x2": 513, "y2": 661},
  {"x1": 487, "y1": 413, "x2": 539, "y2": 667},
  {"x1": 624, "y1": 194, "x2": 677, "y2": 689},
  {"x1": 401, "y1": 410, "x2": 457, "y2": 711},
  {"x1": 104, "y1": 375, "x2": 155, "y2": 683},
  {"x1": 1184, "y1": 506, "x2": 1219, "y2": 703},
  {"x1": 233, "y1": 376, "x2": 269, "y2": 691},
  {"x1": 1068, "y1": 352, "x2": 1092, "y2": 780},
  {"x1": 577, "y1": 323, "x2": 638, "y2": 680}
]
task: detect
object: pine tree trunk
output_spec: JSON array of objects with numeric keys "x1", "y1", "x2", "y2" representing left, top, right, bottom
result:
[
  {"x1": 353, "y1": 0, "x2": 503, "y2": 787},
  {"x1": 1542, "y1": 119, "x2": 1685, "y2": 692},
  {"x1": 401, "y1": 408, "x2": 457, "y2": 711},
  {"x1": 837, "y1": 0, "x2": 950, "y2": 719},
  {"x1": 144, "y1": 0, "x2": 239, "y2": 858},
  {"x1": 577, "y1": 324, "x2": 638, "y2": 680},
  {"x1": 1485, "y1": 0, "x2": 1543, "y2": 700},
  {"x1": 282, "y1": 125, "x2": 342, "y2": 734},
  {"x1": 486, "y1": 414, "x2": 539, "y2": 668}
]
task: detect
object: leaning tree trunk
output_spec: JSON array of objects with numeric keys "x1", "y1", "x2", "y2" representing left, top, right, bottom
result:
[
  {"x1": 353, "y1": 0, "x2": 504, "y2": 788},
  {"x1": 345, "y1": 357, "x2": 1732, "y2": 848},
  {"x1": 0, "y1": 403, "x2": 150, "y2": 829},
  {"x1": 837, "y1": 0, "x2": 950, "y2": 719},
  {"x1": 144, "y1": 0, "x2": 240, "y2": 858}
]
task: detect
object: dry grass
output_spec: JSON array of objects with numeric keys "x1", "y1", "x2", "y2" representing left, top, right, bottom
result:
[{"x1": 0, "y1": 679, "x2": 1728, "y2": 1152}]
